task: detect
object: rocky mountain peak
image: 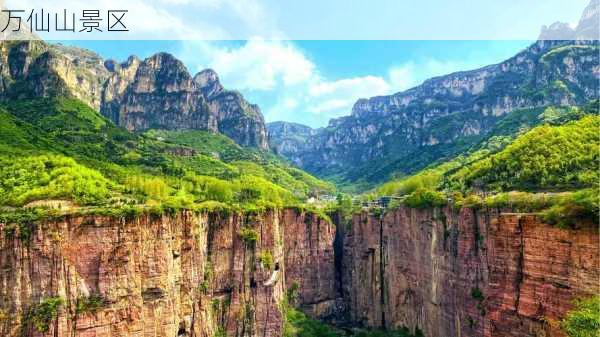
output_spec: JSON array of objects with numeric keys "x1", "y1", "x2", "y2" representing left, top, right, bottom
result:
[
  {"x1": 194, "y1": 68, "x2": 224, "y2": 99},
  {"x1": 99, "y1": 50, "x2": 269, "y2": 149},
  {"x1": 128, "y1": 52, "x2": 196, "y2": 94},
  {"x1": 0, "y1": 41, "x2": 270, "y2": 149},
  {"x1": 539, "y1": 0, "x2": 599, "y2": 40},
  {"x1": 576, "y1": 0, "x2": 600, "y2": 38},
  {"x1": 270, "y1": 39, "x2": 599, "y2": 186},
  {"x1": 0, "y1": 40, "x2": 110, "y2": 109},
  {"x1": 145, "y1": 52, "x2": 185, "y2": 71}
]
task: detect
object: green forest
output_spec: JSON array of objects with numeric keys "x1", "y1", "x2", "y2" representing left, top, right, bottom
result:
[
  {"x1": 0, "y1": 98, "x2": 334, "y2": 216},
  {"x1": 371, "y1": 104, "x2": 599, "y2": 228}
]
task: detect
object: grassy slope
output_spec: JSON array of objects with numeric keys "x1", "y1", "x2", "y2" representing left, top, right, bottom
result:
[
  {"x1": 446, "y1": 115, "x2": 599, "y2": 192},
  {"x1": 0, "y1": 97, "x2": 333, "y2": 209},
  {"x1": 370, "y1": 108, "x2": 599, "y2": 227},
  {"x1": 375, "y1": 104, "x2": 598, "y2": 196}
]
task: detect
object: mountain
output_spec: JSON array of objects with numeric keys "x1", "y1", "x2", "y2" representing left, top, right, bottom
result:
[
  {"x1": 102, "y1": 57, "x2": 269, "y2": 149},
  {"x1": 266, "y1": 2, "x2": 600, "y2": 191},
  {"x1": 266, "y1": 121, "x2": 320, "y2": 164},
  {"x1": 539, "y1": 0, "x2": 599, "y2": 40},
  {"x1": 269, "y1": 40, "x2": 599, "y2": 190},
  {"x1": 0, "y1": 41, "x2": 111, "y2": 109},
  {"x1": 0, "y1": 4, "x2": 598, "y2": 337},
  {"x1": 0, "y1": 41, "x2": 269, "y2": 149}
]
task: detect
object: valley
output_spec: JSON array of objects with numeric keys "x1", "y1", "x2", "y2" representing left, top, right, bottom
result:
[{"x1": 0, "y1": 2, "x2": 598, "y2": 337}]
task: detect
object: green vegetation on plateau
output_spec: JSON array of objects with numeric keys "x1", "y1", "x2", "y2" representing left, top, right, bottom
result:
[
  {"x1": 0, "y1": 155, "x2": 112, "y2": 207},
  {"x1": 371, "y1": 105, "x2": 599, "y2": 226},
  {"x1": 0, "y1": 97, "x2": 333, "y2": 212},
  {"x1": 447, "y1": 115, "x2": 598, "y2": 192}
]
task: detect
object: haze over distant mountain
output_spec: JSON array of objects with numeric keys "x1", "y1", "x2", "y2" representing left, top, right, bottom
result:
[{"x1": 539, "y1": 0, "x2": 599, "y2": 40}]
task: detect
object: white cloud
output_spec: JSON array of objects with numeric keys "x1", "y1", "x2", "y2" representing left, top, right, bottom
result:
[
  {"x1": 177, "y1": 40, "x2": 491, "y2": 127},
  {"x1": 177, "y1": 39, "x2": 431, "y2": 125},
  {"x1": 282, "y1": 98, "x2": 298, "y2": 109},
  {"x1": 192, "y1": 40, "x2": 392, "y2": 121},
  {"x1": 309, "y1": 76, "x2": 390, "y2": 97},
  {"x1": 307, "y1": 98, "x2": 354, "y2": 114},
  {"x1": 305, "y1": 76, "x2": 391, "y2": 117},
  {"x1": 388, "y1": 63, "x2": 416, "y2": 91},
  {"x1": 189, "y1": 38, "x2": 315, "y2": 91},
  {"x1": 388, "y1": 58, "x2": 489, "y2": 93},
  {"x1": 5, "y1": 0, "x2": 272, "y2": 39}
]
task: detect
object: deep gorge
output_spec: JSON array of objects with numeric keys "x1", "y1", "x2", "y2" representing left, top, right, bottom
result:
[{"x1": 0, "y1": 206, "x2": 596, "y2": 337}]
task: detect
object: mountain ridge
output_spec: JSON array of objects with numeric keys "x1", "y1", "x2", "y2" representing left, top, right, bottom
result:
[
  {"x1": 268, "y1": 39, "x2": 599, "y2": 190},
  {"x1": 0, "y1": 41, "x2": 270, "y2": 150}
]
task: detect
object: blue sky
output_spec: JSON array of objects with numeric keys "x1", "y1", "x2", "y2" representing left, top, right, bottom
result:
[
  {"x1": 28, "y1": 0, "x2": 590, "y2": 126},
  {"x1": 61, "y1": 40, "x2": 532, "y2": 127},
  {"x1": 11, "y1": 0, "x2": 589, "y2": 40}
]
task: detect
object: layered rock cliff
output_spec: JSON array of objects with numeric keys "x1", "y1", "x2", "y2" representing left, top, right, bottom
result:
[
  {"x1": 268, "y1": 0, "x2": 600, "y2": 187},
  {"x1": 102, "y1": 60, "x2": 268, "y2": 149},
  {"x1": 266, "y1": 122, "x2": 320, "y2": 166},
  {"x1": 0, "y1": 209, "x2": 336, "y2": 337},
  {"x1": 0, "y1": 41, "x2": 110, "y2": 110},
  {"x1": 1, "y1": 206, "x2": 596, "y2": 337},
  {"x1": 0, "y1": 41, "x2": 269, "y2": 149},
  {"x1": 268, "y1": 39, "x2": 600, "y2": 186},
  {"x1": 340, "y1": 208, "x2": 599, "y2": 337}
]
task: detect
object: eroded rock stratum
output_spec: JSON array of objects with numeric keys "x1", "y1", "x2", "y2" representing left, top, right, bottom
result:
[{"x1": 0, "y1": 207, "x2": 597, "y2": 337}]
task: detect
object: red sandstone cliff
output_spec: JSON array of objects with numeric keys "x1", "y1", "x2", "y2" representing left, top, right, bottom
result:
[
  {"x1": 341, "y1": 207, "x2": 599, "y2": 337},
  {"x1": 0, "y1": 209, "x2": 336, "y2": 337},
  {"x1": 0, "y1": 206, "x2": 596, "y2": 337}
]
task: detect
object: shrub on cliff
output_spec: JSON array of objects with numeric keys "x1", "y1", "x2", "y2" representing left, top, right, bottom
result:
[
  {"x1": 282, "y1": 300, "x2": 417, "y2": 337},
  {"x1": 541, "y1": 189, "x2": 599, "y2": 227},
  {"x1": 239, "y1": 226, "x2": 259, "y2": 246},
  {"x1": 76, "y1": 295, "x2": 106, "y2": 314},
  {"x1": 258, "y1": 251, "x2": 274, "y2": 270},
  {"x1": 404, "y1": 188, "x2": 447, "y2": 209},
  {"x1": 25, "y1": 296, "x2": 64, "y2": 333},
  {"x1": 561, "y1": 296, "x2": 600, "y2": 337},
  {"x1": 282, "y1": 305, "x2": 339, "y2": 337}
]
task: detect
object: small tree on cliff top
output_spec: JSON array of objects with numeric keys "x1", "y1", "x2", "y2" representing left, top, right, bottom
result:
[{"x1": 561, "y1": 296, "x2": 600, "y2": 337}]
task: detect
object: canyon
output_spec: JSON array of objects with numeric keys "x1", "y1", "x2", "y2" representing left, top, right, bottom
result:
[{"x1": 0, "y1": 206, "x2": 596, "y2": 337}]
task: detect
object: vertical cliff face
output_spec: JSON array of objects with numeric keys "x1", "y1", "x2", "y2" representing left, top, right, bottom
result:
[
  {"x1": 0, "y1": 207, "x2": 596, "y2": 337},
  {"x1": 101, "y1": 53, "x2": 216, "y2": 133},
  {"x1": 0, "y1": 209, "x2": 340, "y2": 337},
  {"x1": 341, "y1": 207, "x2": 599, "y2": 337},
  {"x1": 0, "y1": 210, "x2": 291, "y2": 337},
  {"x1": 194, "y1": 69, "x2": 270, "y2": 150},
  {"x1": 266, "y1": 122, "x2": 320, "y2": 166},
  {"x1": 282, "y1": 210, "x2": 341, "y2": 319}
]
